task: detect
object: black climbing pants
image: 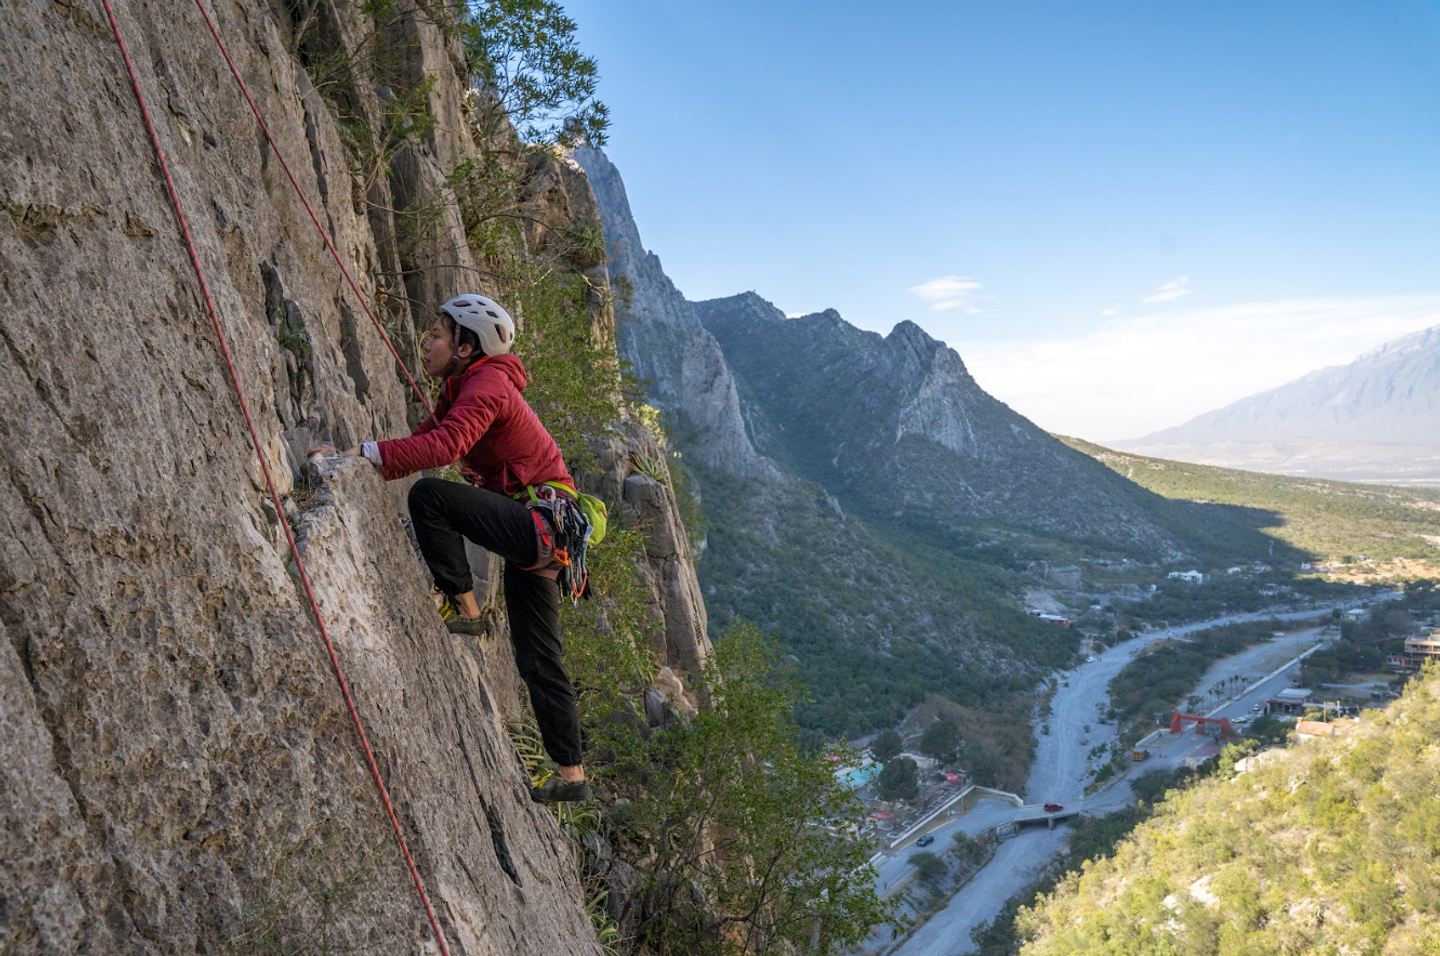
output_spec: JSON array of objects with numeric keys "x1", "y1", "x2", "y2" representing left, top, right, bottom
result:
[{"x1": 408, "y1": 477, "x2": 583, "y2": 768}]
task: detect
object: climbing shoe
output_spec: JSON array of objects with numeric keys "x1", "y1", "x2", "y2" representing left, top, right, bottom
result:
[
  {"x1": 446, "y1": 615, "x2": 485, "y2": 637},
  {"x1": 439, "y1": 596, "x2": 485, "y2": 637},
  {"x1": 529, "y1": 776, "x2": 591, "y2": 804}
]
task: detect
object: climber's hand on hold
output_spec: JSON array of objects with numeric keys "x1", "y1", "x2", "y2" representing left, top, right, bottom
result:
[{"x1": 307, "y1": 444, "x2": 359, "y2": 458}]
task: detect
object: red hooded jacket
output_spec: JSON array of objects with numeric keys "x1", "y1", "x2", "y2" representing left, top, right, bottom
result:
[{"x1": 377, "y1": 355, "x2": 574, "y2": 496}]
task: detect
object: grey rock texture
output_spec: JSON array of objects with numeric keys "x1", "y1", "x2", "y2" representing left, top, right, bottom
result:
[
  {"x1": 593, "y1": 423, "x2": 712, "y2": 678},
  {"x1": 1119, "y1": 324, "x2": 1440, "y2": 483},
  {"x1": 694, "y1": 293, "x2": 1188, "y2": 556},
  {"x1": 0, "y1": 0, "x2": 699, "y2": 952},
  {"x1": 570, "y1": 147, "x2": 777, "y2": 482}
]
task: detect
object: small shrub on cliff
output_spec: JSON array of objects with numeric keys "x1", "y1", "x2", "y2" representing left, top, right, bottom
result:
[{"x1": 512, "y1": 271, "x2": 622, "y2": 472}]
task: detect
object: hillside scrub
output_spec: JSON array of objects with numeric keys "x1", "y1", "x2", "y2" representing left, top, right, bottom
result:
[
  {"x1": 1125, "y1": 573, "x2": 1357, "y2": 626},
  {"x1": 1005, "y1": 667, "x2": 1440, "y2": 954},
  {"x1": 1062, "y1": 437, "x2": 1440, "y2": 572}
]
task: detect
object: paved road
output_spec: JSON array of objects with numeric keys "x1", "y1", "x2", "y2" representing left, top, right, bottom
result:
[{"x1": 883, "y1": 605, "x2": 1341, "y2": 956}]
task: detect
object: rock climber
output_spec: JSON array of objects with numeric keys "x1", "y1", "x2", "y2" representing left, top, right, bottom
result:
[{"x1": 309, "y1": 293, "x2": 589, "y2": 804}]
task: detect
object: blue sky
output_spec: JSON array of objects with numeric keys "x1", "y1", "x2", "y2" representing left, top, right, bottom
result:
[{"x1": 562, "y1": 0, "x2": 1440, "y2": 440}]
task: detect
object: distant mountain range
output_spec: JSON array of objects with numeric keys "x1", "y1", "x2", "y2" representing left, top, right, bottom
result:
[
  {"x1": 1116, "y1": 325, "x2": 1440, "y2": 485},
  {"x1": 571, "y1": 146, "x2": 1301, "y2": 763}
]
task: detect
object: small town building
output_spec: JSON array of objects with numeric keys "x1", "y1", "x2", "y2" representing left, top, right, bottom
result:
[
  {"x1": 900, "y1": 752, "x2": 939, "y2": 772},
  {"x1": 1402, "y1": 633, "x2": 1440, "y2": 661},
  {"x1": 1266, "y1": 687, "x2": 1313, "y2": 715},
  {"x1": 1167, "y1": 570, "x2": 1205, "y2": 584},
  {"x1": 1184, "y1": 742, "x2": 1224, "y2": 768}
]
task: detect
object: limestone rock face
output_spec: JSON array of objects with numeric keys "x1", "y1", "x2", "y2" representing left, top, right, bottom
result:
[
  {"x1": 0, "y1": 0, "x2": 640, "y2": 951},
  {"x1": 571, "y1": 147, "x2": 777, "y2": 482}
]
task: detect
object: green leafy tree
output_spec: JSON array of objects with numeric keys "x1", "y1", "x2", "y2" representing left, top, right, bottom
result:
[
  {"x1": 1246, "y1": 714, "x2": 1290, "y2": 745},
  {"x1": 606, "y1": 624, "x2": 897, "y2": 955},
  {"x1": 871, "y1": 728, "x2": 903, "y2": 763},
  {"x1": 1130, "y1": 767, "x2": 1186, "y2": 805},
  {"x1": 919, "y1": 718, "x2": 962, "y2": 763},
  {"x1": 950, "y1": 831, "x2": 985, "y2": 863},
  {"x1": 877, "y1": 757, "x2": 919, "y2": 802},
  {"x1": 908, "y1": 851, "x2": 947, "y2": 887},
  {"x1": 1214, "y1": 738, "x2": 1261, "y2": 777},
  {"x1": 463, "y1": 0, "x2": 609, "y2": 146}
]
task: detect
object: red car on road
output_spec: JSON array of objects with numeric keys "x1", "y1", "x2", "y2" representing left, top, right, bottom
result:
[{"x1": 1043, "y1": 803, "x2": 1064, "y2": 812}]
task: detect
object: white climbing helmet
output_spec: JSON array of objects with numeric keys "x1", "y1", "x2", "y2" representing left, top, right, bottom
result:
[{"x1": 439, "y1": 293, "x2": 515, "y2": 356}]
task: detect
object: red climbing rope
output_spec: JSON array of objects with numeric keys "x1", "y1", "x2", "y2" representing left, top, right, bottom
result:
[
  {"x1": 190, "y1": 0, "x2": 431, "y2": 414},
  {"x1": 99, "y1": 3, "x2": 450, "y2": 953}
]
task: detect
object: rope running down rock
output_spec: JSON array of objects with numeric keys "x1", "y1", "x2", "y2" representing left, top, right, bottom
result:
[{"x1": 98, "y1": 1, "x2": 451, "y2": 951}]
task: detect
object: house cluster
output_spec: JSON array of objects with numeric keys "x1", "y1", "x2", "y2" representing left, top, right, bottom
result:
[
  {"x1": 1167, "y1": 570, "x2": 1204, "y2": 584},
  {"x1": 1389, "y1": 630, "x2": 1440, "y2": 670}
]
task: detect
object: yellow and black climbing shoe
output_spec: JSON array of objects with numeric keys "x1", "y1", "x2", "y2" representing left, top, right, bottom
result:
[
  {"x1": 439, "y1": 597, "x2": 485, "y2": 636},
  {"x1": 529, "y1": 776, "x2": 591, "y2": 804}
]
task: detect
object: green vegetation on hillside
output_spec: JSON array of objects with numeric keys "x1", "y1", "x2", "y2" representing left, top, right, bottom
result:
[
  {"x1": 1008, "y1": 668, "x2": 1440, "y2": 956},
  {"x1": 1106, "y1": 620, "x2": 1285, "y2": 743},
  {"x1": 693, "y1": 462, "x2": 1074, "y2": 788},
  {"x1": 1060, "y1": 436, "x2": 1440, "y2": 567},
  {"x1": 1124, "y1": 573, "x2": 1355, "y2": 625}
]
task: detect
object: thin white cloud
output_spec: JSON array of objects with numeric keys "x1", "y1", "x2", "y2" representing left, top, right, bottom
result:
[
  {"x1": 1099, "y1": 306, "x2": 1120, "y2": 317},
  {"x1": 1143, "y1": 275, "x2": 1192, "y2": 303},
  {"x1": 909, "y1": 275, "x2": 983, "y2": 312},
  {"x1": 953, "y1": 294, "x2": 1440, "y2": 441}
]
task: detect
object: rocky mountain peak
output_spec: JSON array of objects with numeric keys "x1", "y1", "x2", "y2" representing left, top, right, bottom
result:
[
  {"x1": 883, "y1": 319, "x2": 971, "y2": 381},
  {"x1": 693, "y1": 293, "x2": 1187, "y2": 554},
  {"x1": 571, "y1": 150, "x2": 778, "y2": 482}
]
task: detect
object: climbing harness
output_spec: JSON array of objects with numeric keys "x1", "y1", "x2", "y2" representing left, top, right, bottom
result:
[
  {"x1": 518, "y1": 484, "x2": 592, "y2": 601},
  {"x1": 99, "y1": 1, "x2": 448, "y2": 952}
]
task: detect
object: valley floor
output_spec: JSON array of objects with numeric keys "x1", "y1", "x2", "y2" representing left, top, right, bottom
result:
[{"x1": 878, "y1": 603, "x2": 1357, "y2": 956}]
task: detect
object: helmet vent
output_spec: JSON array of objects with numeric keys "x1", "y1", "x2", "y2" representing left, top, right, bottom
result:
[{"x1": 486, "y1": 310, "x2": 499, "y2": 317}]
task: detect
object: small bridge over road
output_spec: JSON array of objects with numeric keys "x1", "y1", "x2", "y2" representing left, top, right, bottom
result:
[{"x1": 1012, "y1": 802, "x2": 1085, "y2": 829}]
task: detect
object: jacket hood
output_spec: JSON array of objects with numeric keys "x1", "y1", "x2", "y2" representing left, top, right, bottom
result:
[{"x1": 457, "y1": 353, "x2": 527, "y2": 391}]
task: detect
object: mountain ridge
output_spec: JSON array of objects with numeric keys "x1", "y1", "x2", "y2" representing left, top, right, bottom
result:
[{"x1": 1118, "y1": 324, "x2": 1440, "y2": 483}]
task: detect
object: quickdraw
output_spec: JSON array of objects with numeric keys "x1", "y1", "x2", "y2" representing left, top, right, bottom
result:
[{"x1": 521, "y1": 485, "x2": 592, "y2": 601}]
